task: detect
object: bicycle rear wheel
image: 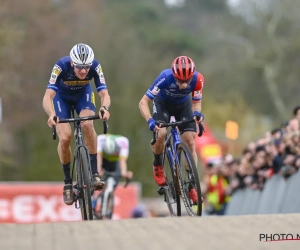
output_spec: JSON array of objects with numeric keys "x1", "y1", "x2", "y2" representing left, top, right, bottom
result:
[
  {"x1": 76, "y1": 146, "x2": 93, "y2": 220},
  {"x1": 163, "y1": 140, "x2": 181, "y2": 216},
  {"x1": 176, "y1": 142, "x2": 202, "y2": 216},
  {"x1": 100, "y1": 176, "x2": 115, "y2": 219}
]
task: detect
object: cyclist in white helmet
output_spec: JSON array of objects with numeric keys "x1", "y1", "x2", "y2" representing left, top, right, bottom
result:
[
  {"x1": 92, "y1": 134, "x2": 133, "y2": 217},
  {"x1": 42, "y1": 43, "x2": 111, "y2": 205}
]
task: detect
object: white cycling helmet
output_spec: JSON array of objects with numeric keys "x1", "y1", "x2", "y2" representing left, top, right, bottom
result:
[
  {"x1": 103, "y1": 136, "x2": 119, "y2": 155},
  {"x1": 70, "y1": 43, "x2": 94, "y2": 65}
]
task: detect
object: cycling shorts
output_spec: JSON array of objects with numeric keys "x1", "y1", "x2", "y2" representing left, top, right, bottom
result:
[
  {"x1": 152, "y1": 96, "x2": 196, "y2": 134},
  {"x1": 52, "y1": 87, "x2": 96, "y2": 118}
]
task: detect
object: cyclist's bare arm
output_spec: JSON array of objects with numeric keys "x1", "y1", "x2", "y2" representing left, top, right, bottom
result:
[
  {"x1": 120, "y1": 157, "x2": 132, "y2": 179},
  {"x1": 139, "y1": 95, "x2": 153, "y2": 121},
  {"x1": 139, "y1": 95, "x2": 161, "y2": 131},
  {"x1": 192, "y1": 100, "x2": 202, "y2": 113},
  {"x1": 98, "y1": 89, "x2": 111, "y2": 120},
  {"x1": 42, "y1": 89, "x2": 58, "y2": 127}
]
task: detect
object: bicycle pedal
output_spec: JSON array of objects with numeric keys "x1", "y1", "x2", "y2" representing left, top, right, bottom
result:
[{"x1": 157, "y1": 186, "x2": 165, "y2": 195}]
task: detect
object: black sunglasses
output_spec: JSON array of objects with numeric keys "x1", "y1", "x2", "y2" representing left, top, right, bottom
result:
[
  {"x1": 74, "y1": 64, "x2": 91, "y2": 70},
  {"x1": 176, "y1": 78, "x2": 192, "y2": 85}
]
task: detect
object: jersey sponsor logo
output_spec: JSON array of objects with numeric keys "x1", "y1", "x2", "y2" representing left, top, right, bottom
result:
[
  {"x1": 156, "y1": 78, "x2": 165, "y2": 86},
  {"x1": 49, "y1": 64, "x2": 62, "y2": 84},
  {"x1": 64, "y1": 80, "x2": 89, "y2": 86},
  {"x1": 70, "y1": 87, "x2": 83, "y2": 90},
  {"x1": 96, "y1": 64, "x2": 106, "y2": 84},
  {"x1": 193, "y1": 90, "x2": 202, "y2": 98},
  {"x1": 91, "y1": 92, "x2": 96, "y2": 106},
  {"x1": 151, "y1": 86, "x2": 160, "y2": 95},
  {"x1": 52, "y1": 64, "x2": 62, "y2": 75},
  {"x1": 170, "y1": 83, "x2": 177, "y2": 88},
  {"x1": 165, "y1": 89, "x2": 188, "y2": 98}
]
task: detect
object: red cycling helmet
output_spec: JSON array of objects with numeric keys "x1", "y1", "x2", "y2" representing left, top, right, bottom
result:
[{"x1": 171, "y1": 56, "x2": 196, "y2": 81}]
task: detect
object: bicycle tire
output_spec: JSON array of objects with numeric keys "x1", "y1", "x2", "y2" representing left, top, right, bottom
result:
[
  {"x1": 101, "y1": 191, "x2": 114, "y2": 219},
  {"x1": 77, "y1": 146, "x2": 93, "y2": 220},
  {"x1": 75, "y1": 157, "x2": 87, "y2": 220},
  {"x1": 176, "y1": 142, "x2": 202, "y2": 216},
  {"x1": 163, "y1": 136, "x2": 181, "y2": 216},
  {"x1": 93, "y1": 194, "x2": 103, "y2": 220}
]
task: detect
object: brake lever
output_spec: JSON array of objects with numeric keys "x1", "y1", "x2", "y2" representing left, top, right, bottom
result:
[{"x1": 196, "y1": 115, "x2": 205, "y2": 137}]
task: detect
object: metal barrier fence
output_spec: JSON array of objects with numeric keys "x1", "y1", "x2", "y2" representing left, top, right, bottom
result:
[{"x1": 225, "y1": 170, "x2": 300, "y2": 215}]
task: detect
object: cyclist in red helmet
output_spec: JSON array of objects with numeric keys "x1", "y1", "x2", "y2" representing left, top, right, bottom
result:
[{"x1": 139, "y1": 56, "x2": 204, "y2": 204}]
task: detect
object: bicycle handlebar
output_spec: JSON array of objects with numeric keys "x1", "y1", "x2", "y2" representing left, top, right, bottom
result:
[
  {"x1": 150, "y1": 116, "x2": 205, "y2": 145},
  {"x1": 102, "y1": 171, "x2": 132, "y2": 188},
  {"x1": 52, "y1": 110, "x2": 108, "y2": 140}
]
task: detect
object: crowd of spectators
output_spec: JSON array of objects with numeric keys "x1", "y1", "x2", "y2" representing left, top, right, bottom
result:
[{"x1": 202, "y1": 106, "x2": 300, "y2": 216}]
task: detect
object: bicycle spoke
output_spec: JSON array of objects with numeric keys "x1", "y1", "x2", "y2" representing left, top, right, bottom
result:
[
  {"x1": 176, "y1": 142, "x2": 202, "y2": 216},
  {"x1": 163, "y1": 143, "x2": 181, "y2": 216}
]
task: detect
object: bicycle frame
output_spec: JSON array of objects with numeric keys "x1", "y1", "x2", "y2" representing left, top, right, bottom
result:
[
  {"x1": 169, "y1": 126, "x2": 184, "y2": 185},
  {"x1": 51, "y1": 108, "x2": 108, "y2": 220},
  {"x1": 94, "y1": 172, "x2": 131, "y2": 220},
  {"x1": 100, "y1": 176, "x2": 115, "y2": 217},
  {"x1": 153, "y1": 118, "x2": 204, "y2": 173},
  {"x1": 70, "y1": 111, "x2": 92, "y2": 208},
  {"x1": 152, "y1": 117, "x2": 204, "y2": 216}
]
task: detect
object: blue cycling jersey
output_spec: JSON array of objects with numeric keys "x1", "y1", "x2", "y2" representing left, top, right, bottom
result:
[
  {"x1": 46, "y1": 56, "x2": 107, "y2": 96},
  {"x1": 145, "y1": 69, "x2": 204, "y2": 104}
]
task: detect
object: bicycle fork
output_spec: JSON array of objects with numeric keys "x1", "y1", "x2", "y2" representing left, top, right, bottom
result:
[{"x1": 158, "y1": 146, "x2": 178, "y2": 204}]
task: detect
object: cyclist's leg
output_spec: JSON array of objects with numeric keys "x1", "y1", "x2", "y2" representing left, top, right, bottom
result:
[
  {"x1": 174, "y1": 98, "x2": 197, "y2": 164},
  {"x1": 152, "y1": 97, "x2": 169, "y2": 186},
  {"x1": 53, "y1": 95, "x2": 74, "y2": 205},
  {"x1": 113, "y1": 161, "x2": 121, "y2": 190},
  {"x1": 76, "y1": 89, "x2": 104, "y2": 190}
]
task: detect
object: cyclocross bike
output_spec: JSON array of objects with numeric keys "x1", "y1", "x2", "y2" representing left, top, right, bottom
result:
[
  {"x1": 93, "y1": 171, "x2": 131, "y2": 220},
  {"x1": 52, "y1": 107, "x2": 108, "y2": 220},
  {"x1": 151, "y1": 116, "x2": 204, "y2": 216}
]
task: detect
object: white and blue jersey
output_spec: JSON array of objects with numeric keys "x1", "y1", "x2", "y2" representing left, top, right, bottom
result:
[
  {"x1": 46, "y1": 56, "x2": 107, "y2": 118},
  {"x1": 145, "y1": 69, "x2": 204, "y2": 104},
  {"x1": 47, "y1": 56, "x2": 107, "y2": 96}
]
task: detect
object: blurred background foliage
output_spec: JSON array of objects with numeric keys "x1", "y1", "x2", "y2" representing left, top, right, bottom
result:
[{"x1": 0, "y1": 0, "x2": 299, "y2": 196}]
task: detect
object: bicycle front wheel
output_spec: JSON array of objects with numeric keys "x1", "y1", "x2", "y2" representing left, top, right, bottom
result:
[
  {"x1": 101, "y1": 191, "x2": 114, "y2": 219},
  {"x1": 163, "y1": 144, "x2": 181, "y2": 217},
  {"x1": 76, "y1": 146, "x2": 93, "y2": 220},
  {"x1": 176, "y1": 142, "x2": 202, "y2": 216}
]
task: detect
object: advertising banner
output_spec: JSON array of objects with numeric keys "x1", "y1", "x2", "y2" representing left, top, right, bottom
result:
[{"x1": 0, "y1": 182, "x2": 140, "y2": 223}]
